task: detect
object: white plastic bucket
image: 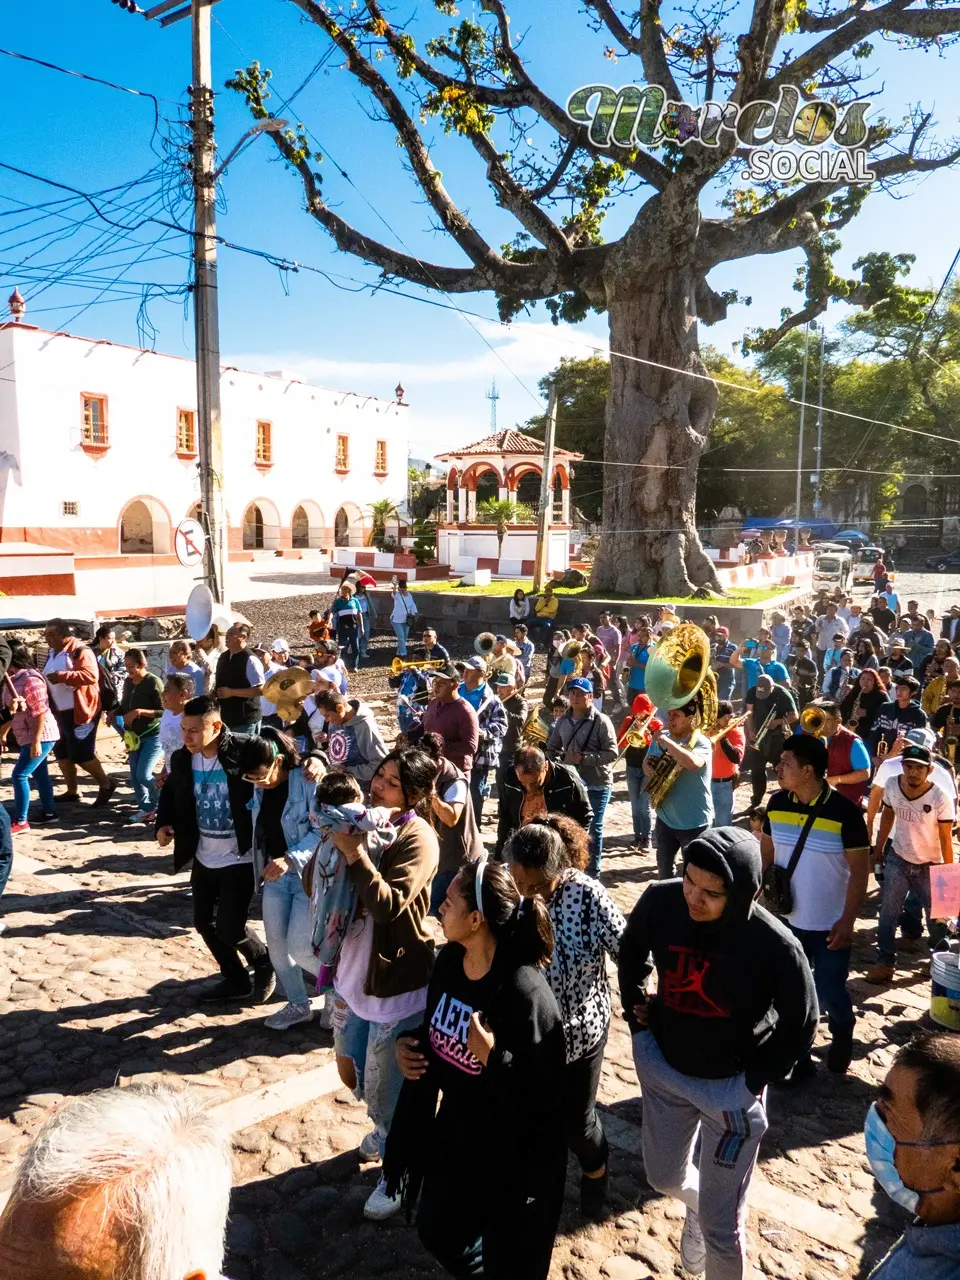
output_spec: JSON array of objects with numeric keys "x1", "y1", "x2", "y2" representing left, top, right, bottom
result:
[{"x1": 930, "y1": 952, "x2": 960, "y2": 1031}]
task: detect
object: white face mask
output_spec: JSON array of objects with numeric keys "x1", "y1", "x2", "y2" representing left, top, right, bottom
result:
[{"x1": 864, "y1": 1102, "x2": 957, "y2": 1214}]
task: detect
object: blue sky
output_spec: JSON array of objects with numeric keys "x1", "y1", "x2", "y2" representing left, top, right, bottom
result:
[{"x1": 2, "y1": 0, "x2": 959, "y2": 463}]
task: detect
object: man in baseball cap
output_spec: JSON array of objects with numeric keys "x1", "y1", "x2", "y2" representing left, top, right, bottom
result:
[
  {"x1": 867, "y1": 741, "x2": 956, "y2": 985},
  {"x1": 545, "y1": 676, "x2": 618, "y2": 876}
]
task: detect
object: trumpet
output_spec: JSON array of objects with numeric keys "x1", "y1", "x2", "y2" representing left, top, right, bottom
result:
[
  {"x1": 391, "y1": 656, "x2": 447, "y2": 676},
  {"x1": 616, "y1": 710, "x2": 660, "y2": 759},
  {"x1": 753, "y1": 705, "x2": 779, "y2": 751}
]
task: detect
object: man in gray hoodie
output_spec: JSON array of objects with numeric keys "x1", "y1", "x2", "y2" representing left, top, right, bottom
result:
[
  {"x1": 545, "y1": 677, "x2": 617, "y2": 876},
  {"x1": 867, "y1": 1030, "x2": 960, "y2": 1280},
  {"x1": 311, "y1": 688, "x2": 388, "y2": 785}
]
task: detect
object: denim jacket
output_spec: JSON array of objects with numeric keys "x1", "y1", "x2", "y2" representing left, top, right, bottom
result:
[{"x1": 249, "y1": 766, "x2": 319, "y2": 885}]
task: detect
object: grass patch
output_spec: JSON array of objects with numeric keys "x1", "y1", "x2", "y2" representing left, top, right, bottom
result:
[{"x1": 411, "y1": 579, "x2": 792, "y2": 607}]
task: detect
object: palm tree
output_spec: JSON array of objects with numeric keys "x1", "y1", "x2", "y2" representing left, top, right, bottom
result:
[
  {"x1": 476, "y1": 498, "x2": 532, "y2": 557},
  {"x1": 367, "y1": 498, "x2": 400, "y2": 548}
]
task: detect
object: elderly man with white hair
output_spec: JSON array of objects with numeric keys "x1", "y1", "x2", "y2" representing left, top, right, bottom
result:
[{"x1": 0, "y1": 1083, "x2": 232, "y2": 1280}]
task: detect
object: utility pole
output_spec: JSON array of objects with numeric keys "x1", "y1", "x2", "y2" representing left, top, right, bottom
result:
[
  {"x1": 140, "y1": 0, "x2": 225, "y2": 604},
  {"x1": 813, "y1": 324, "x2": 825, "y2": 518},
  {"x1": 532, "y1": 382, "x2": 558, "y2": 592},
  {"x1": 793, "y1": 321, "x2": 811, "y2": 553},
  {"x1": 189, "y1": 0, "x2": 225, "y2": 604}
]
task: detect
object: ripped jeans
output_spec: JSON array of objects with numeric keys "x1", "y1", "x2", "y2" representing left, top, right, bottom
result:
[{"x1": 333, "y1": 1000, "x2": 424, "y2": 1159}]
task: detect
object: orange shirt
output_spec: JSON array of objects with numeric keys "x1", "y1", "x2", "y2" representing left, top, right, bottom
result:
[{"x1": 712, "y1": 725, "x2": 745, "y2": 781}]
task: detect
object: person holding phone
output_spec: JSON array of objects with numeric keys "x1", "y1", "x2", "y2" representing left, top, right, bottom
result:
[{"x1": 390, "y1": 579, "x2": 418, "y2": 657}]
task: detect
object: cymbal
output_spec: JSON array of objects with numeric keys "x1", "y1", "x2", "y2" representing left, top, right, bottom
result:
[{"x1": 263, "y1": 668, "x2": 314, "y2": 704}]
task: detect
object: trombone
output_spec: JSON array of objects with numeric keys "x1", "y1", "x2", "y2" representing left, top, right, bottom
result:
[
  {"x1": 616, "y1": 710, "x2": 660, "y2": 761},
  {"x1": 391, "y1": 657, "x2": 447, "y2": 676}
]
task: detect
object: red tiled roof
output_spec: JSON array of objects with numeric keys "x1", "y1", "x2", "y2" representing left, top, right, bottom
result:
[{"x1": 435, "y1": 429, "x2": 582, "y2": 460}]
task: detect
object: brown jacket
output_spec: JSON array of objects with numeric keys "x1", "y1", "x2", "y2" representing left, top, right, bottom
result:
[
  {"x1": 347, "y1": 814, "x2": 439, "y2": 1000},
  {"x1": 50, "y1": 637, "x2": 101, "y2": 726}
]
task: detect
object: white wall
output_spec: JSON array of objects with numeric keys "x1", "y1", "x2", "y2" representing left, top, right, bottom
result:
[{"x1": 0, "y1": 323, "x2": 408, "y2": 551}]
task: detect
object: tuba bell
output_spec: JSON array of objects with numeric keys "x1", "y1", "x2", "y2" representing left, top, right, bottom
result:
[
  {"x1": 799, "y1": 706, "x2": 828, "y2": 738},
  {"x1": 642, "y1": 624, "x2": 717, "y2": 808},
  {"x1": 474, "y1": 632, "x2": 497, "y2": 658},
  {"x1": 520, "y1": 702, "x2": 552, "y2": 746}
]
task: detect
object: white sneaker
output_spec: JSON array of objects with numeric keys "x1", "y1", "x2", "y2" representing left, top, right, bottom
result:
[
  {"x1": 318, "y1": 989, "x2": 335, "y2": 1030},
  {"x1": 363, "y1": 1178, "x2": 402, "y2": 1221},
  {"x1": 358, "y1": 1129, "x2": 382, "y2": 1162},
  {"x1": 264, "y1": 1002, "x2": 313, "y2": 1031},
  {"x1": 680, "y1": 1209, "x2": 706, "y2": 1275}
]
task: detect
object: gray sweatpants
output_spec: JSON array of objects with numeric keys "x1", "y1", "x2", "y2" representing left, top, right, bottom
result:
[{"x1": 632, "y1": 1030, "x2": 768, "y2": 1280}]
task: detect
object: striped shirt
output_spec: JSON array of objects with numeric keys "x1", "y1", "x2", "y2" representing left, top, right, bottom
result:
[{"x1": 763, "y1": 785, "x2": 869, "y2": 932}]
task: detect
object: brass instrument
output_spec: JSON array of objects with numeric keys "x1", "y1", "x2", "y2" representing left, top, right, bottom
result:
[
  {"x1": 391, "y1": 656, "x2": 447, "y2": 677},
  {"x1": 262, "y1": 668, "x2": 315, "y2": 724},
  {"x1": 799, "y1": 706, "x2": 829, "y2": 738},
  {"x1": 753, "y1": 705, "x2": 779, "y2": 751},
  {"x1": 876, "y1": 737, "x2": 890, "y2": 759},
  {"x1": 641, "y1": 624, "x2": 717, "y2": 807},
  {"x1": 615, "y1": 710, "x2": 661, "y2": 762},
  {"x1": 707, "y1": 711, "x2": 749, "y2": 744},
  {"x1": 945, "y1": 737, "x2": 958, "y2": 768},
  {"x1": 474, "y1": 632, "x2": 497, "y2": 658},
  {"x1": 922, "y1": 674, "x2": 946, "y2": 716},
  {"x1": 560, "y1": 638, "x2": 585, "y2": 678},
  {"x1": 520, "y1": 702, "x2": 552, "y2": 745}
]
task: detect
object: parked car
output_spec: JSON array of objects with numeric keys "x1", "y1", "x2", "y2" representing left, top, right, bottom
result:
[
  {"x1": 815, "y1": 550, "x2": 853, "y2": 590},
  {"x1": 925, "y1": 549, "x2": 960, "y2": 571}
]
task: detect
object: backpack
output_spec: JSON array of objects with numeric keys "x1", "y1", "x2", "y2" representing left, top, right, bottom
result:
[{"x1": 95, "y1": 652, "x2": 121, "y2": 713}]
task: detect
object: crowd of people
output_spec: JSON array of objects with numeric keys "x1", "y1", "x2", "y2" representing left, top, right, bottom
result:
[{"x1": 0, "y1": 576, "x2": 959, "y2": 1280}]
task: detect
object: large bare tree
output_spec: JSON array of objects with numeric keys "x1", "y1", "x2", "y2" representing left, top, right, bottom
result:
[{"x1": 230, "y1": 0, "x2": 960, "y2": 595}]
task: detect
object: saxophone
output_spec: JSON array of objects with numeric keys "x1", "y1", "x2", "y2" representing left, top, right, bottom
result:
[{"x1": 846, "y1": 691, "x2": 862, "y2": 730}]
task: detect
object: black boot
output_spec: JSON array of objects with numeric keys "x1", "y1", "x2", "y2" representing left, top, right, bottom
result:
[
  {"x1": 827, "y1": 1027, "x2": 855, "y2": 1074},
  {"x1": 580, "y1": 1166, "x2": 609, "y2": 1221}
]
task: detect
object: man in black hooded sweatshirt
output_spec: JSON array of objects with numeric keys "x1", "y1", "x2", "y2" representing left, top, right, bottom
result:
[{"x1": 618, "y1": 826, "x2": 818, "y2": 1280}]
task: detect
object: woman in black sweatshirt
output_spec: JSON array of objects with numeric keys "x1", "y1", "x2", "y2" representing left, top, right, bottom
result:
[
  {"x1": 618, "y1": 826, "x2": 818, "y2": 1279},
  {"x1": 384, "y1": 858, "x2": 567, "y2": 1280}
]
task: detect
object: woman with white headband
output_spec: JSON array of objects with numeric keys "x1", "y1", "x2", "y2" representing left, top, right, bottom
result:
[{"x1": 385, "y1": 856, "x2": 567, "y2": 1279}]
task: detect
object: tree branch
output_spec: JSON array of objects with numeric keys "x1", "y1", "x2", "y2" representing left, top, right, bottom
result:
[
  {"x1": 799, "y1": 0, "x2": 869, "y2": 33},
  {"x1": 766, "y1": 0, "x2": 915, "y2": 91},
  {"x1": 291, "y1": 0, "x2": 521, "y2": 280},
  {"x1": 267, "y1": 130, "x2": 557, "y2": 297},
  {"x1": 468, "y1": 132, "x2": 574, "y2": 254},
  {"x1": 883, "y1": 7, "x2": 960, "y2": 36},
  {"x1": 584, "y1": 0, "x2": 682, "y2": 102},
  {"x1": 529, "y1": 137, "x2": 579, "y2": 200}
]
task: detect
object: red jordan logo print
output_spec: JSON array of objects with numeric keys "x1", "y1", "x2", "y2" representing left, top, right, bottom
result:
[{"x1": 662, "y1": 947, "x2": 730, "y2": 1018}]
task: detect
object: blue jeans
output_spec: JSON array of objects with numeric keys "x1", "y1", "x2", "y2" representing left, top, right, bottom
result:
[
  {"x1": 430, "y1": 868, "x2": 456, "y2": 918},
  {"x1": 358, "y1": 614, "x2": 370, "y2": 658},
  {"x1": 261, "y1": 871, "x2": 317, "y2": 1005},
  {"x1": 12, "y1": 740, "x2": 56, "y2": 823},
  {"x1": 129, "y1": 735, "x2": 163, "y2": 811},
  {"x1": 711, "y1": 778, "x2": 734, "y2": 828},
  {"x1": 392, "y1": 621, "x2": 409, "y2": 655},
  {"x1": 790, "y1": 926, "x2": 854, "y2": 1036},
  {"x1": 337, "y1": 623, "x2": 359, "y2": 671},
  {"x1": 0, "y1": 805, "x2": 11, "y2": 902},
  {"x1": 585, "y1": 784, "x2": 612, "y2": 878},
  {"x1": 527, "y1": 617, "x2": 554, "y2": 650},
  {"x1": 877, "y1": 850, "x2": 947, "y2": 965},
  {"x1": 625, "y1": 764, "x2": 652, "y2": 845},
  {"x1": 333, "y1": 1001, "x2": 423, "y2": 1158},
  {"x1": 470, "y1": 767, "x2": 489, "y2": 824}
]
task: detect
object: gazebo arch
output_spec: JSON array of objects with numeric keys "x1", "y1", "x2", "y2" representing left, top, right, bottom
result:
[{"x1": 435, "y1": 429, "x2": 582, "y2": 525}]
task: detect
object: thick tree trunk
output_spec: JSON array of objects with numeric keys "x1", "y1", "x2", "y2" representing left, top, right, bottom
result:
[{"x1": 590, "y1": 248, "x2": 723, "y2": 599}]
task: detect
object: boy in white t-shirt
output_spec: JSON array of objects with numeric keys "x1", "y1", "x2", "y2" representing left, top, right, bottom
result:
[
  {"x1": 866, "y1": 744, "x2": 956, "y2": 984},
  {"x1": 158, "y1": 673, "x2": 193, "y2": 776}
]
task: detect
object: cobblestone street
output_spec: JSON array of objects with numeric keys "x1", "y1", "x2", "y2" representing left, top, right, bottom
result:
[{"x1": 0, "y1": 711, "x2": 933, "y2": 1280}]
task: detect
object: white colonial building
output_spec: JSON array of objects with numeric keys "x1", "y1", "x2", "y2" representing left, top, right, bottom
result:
[{"x1": 0, "y1": 320, "x2": 408, "y2": 606}]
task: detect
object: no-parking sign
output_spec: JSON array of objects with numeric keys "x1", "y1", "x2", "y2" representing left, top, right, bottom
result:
[{"x1": 175, "y1": 518, "x2": 206, "y2": 569}]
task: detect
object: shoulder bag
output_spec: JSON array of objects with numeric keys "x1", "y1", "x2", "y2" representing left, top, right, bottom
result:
[{"x1": 760, "y1": 791, "x2": 827, "y2": 916}]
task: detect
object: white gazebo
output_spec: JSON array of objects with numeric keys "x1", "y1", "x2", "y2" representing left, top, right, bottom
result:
[
  {"x1": 435, "y1": 429, "x2": 582, "y2": 525},
  {"x1": 433, "y1": 429, "x2": 583, "y2": 576}
]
